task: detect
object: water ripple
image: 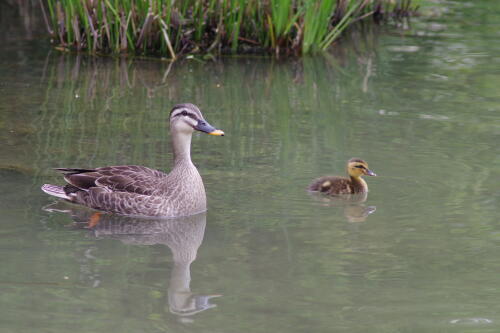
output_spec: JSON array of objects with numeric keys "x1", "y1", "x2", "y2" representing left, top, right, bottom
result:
[{"x1": 449, "y1": 318, "x2": 493, "y2": 325}]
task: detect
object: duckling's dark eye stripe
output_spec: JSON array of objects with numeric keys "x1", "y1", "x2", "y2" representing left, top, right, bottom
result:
[{"x1": 355, "y1": 165, "x2": 365, "y2": 169}]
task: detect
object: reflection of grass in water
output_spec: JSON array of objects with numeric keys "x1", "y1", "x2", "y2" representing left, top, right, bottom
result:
[
  {"x1": 31, "y1": 30, "x2": 379, "y2": 185},
  {"x1": 33, "y1": 55, "x2": 173, "y2": 181}
]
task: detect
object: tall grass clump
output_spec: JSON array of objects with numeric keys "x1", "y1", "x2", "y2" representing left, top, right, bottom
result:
[{"x1": 41, "y1": 0, "x2": 418, "y2": 58}]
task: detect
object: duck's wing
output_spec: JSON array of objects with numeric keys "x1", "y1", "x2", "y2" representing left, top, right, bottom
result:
[
  {"x1": 81, "y1": 187, "x2": 167, "y2": 217},
  {"x1": 55, "y1": 165, "x2": 167, "y2": 196}
]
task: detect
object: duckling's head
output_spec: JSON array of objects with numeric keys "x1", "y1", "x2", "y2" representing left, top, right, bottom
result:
[
  {"x1": 170, "y1": 103, "x2": 224, "y2": 136},
  {"x1": 347, "y1": 158, "x2": 376, "y2": 178}
]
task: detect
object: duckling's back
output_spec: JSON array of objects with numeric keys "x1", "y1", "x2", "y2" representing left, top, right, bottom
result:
[{"x1": 308, "y1": 176, "x2": 366, "y2": 195}]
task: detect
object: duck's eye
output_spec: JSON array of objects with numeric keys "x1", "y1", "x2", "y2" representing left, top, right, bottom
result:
[
  {"x1": 181, "y1": 111, "x2": 188, "y2": 116},
  {"x1": 355, "y1": 165, "x2": 365, "y2": 169}
]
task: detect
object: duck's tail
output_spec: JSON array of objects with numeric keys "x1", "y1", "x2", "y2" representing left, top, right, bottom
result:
[{"x1": 41, "y1": 184, "x2": 71, "y2": 200}]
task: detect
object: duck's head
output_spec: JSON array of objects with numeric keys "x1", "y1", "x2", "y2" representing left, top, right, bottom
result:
[
  {"x1": 347, "y1": 158, "x2": 376, "y2": 178},
  {"x1": 170, "y1": 103, "x2": 224, "y2": 136}
]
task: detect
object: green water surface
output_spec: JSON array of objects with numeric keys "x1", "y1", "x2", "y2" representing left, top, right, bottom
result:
[{"x1": 1, "y1": 1, "x2": 499, "y2": 332}]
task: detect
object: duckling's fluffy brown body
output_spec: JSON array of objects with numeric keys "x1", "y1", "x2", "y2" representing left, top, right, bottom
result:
[
  {"x1": 308, "y1": 158, "x2": 376, "y2": 195},
  {"x1": 308, "y1": 175, "x2": 368, "y2": 195}
]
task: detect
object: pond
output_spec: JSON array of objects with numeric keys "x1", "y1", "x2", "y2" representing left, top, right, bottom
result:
[{"x1": 1, "y1": 1, "x2": 499, "y2": 332}]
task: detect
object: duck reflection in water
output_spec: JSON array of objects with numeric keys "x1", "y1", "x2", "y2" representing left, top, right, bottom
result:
[
  {"x1": 308, "y1": 192, "x2": 376, "y2": 223},
  {"x1": 44, "y1": 202, "x2": 220, "y2": 319}
]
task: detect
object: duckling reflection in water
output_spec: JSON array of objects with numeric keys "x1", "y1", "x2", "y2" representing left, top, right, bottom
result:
[
  {"x1": 44, "y1": 202, "x2": 220, "y2": 319},
  {"x1": 343, "y1": 201, "x2": 376, "y2": 223},
  {"x1": 309, "y1": 158, "x2": 376, "y2": 195},
  {"x1": 309, "y1": 192, "x2": 376, "y2": 222}
]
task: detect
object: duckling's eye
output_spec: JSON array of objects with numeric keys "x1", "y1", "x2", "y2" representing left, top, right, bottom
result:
[
  {"x1": 355, "y1": 165, "x2": 365, "y2": 169},
  {"x1": 181, "y1": 111, "x2": 188, "y2": 116}
]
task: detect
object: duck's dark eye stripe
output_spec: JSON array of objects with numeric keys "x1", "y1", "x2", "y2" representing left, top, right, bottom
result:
[
  {"x1": 355, "y1": 165, "x2": 365, "y2": 169},
  {"x1": 172, "y1": 109, "x2": 198, "y2": 120},
  {"x1": 171, "y1": 109, "x2": 185, "y2": 117}
]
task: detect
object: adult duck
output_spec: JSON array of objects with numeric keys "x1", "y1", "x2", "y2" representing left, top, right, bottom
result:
[{"x1": 42, "y1": 103, "x2": 224, "y2": 218}]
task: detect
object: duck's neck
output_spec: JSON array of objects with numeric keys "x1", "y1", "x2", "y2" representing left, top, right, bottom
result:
[
  {"x1": 171, "y1": 129, "x2": 194, "y2": 167},
  {"x1": 350, "y1": 176, "x2": 368, "y2": 193}
]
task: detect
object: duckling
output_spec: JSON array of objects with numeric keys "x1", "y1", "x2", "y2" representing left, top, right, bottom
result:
[{"x1": 308, "y1": 158, "x2": 376, "y2": 195}]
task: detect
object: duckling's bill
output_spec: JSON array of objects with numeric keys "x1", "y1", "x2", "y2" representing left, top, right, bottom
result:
[{"x1": 364, "y1": 169, "x2": 376, "y2": 176}]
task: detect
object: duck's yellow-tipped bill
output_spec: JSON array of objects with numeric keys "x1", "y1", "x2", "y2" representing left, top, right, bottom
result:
[{"x1": 208, "y1": 129, "x2": 225, "y2": 136}]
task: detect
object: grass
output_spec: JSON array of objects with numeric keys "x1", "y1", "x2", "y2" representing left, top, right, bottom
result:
[{"x1": 41, "y1": 0, "x2": 418, "y2": 58}]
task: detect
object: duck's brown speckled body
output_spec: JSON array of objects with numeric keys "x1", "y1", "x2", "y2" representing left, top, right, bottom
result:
[
  {"x1": 309, "y1": 158, "x2": 376, "y2": 195},
  {"x1": 42, "y1": 103, "x2": 224, "y2": 218}
]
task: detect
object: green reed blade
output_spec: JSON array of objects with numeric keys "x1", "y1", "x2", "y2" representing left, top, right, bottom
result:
[{"x1": 44, "y1": 0, "x2": 416, "y2": 57}]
